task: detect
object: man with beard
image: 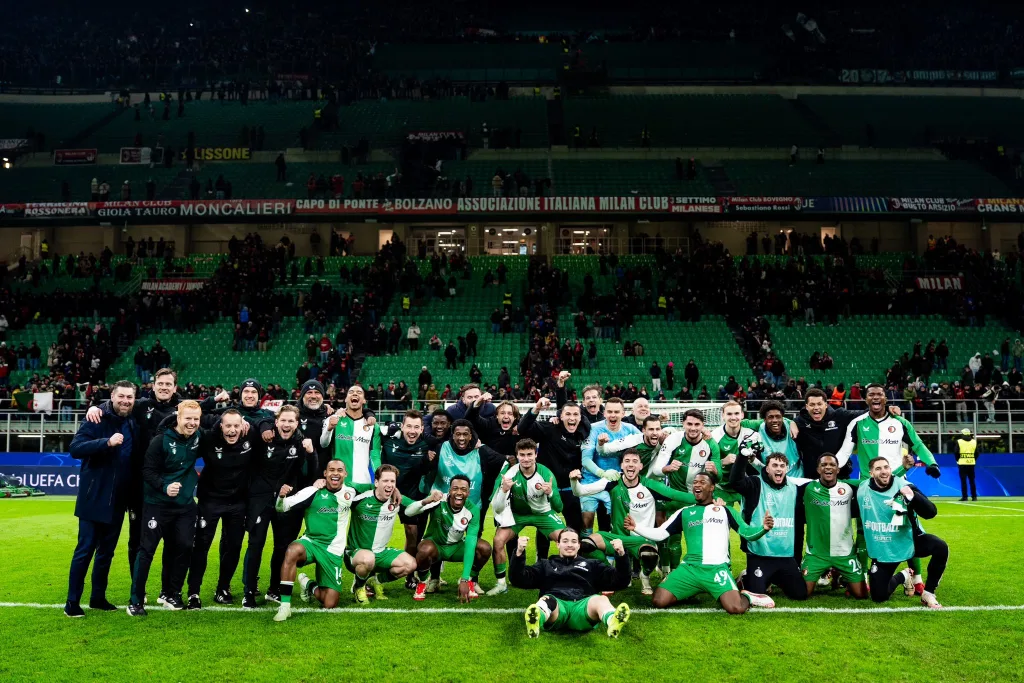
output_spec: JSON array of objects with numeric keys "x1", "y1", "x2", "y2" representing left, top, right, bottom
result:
[
  {"x1": 320, "y1": 385, "x2": 380, "y2": 485},
  {"x1": 66, "y1": 381, "x2": 140, "y2": 618},
  {"x1": 624, "y1": 471, "x2": 775, "y2": 613},
  {"x1": 127, "y1": 401, "x2": 206, "y2": 616},
  {"x1": 729, "y1": 451, "x2": 811, "y2": 603},
  {"x1": 795, "y1": 388, "x2": 900, "y2": 477},
  {"x1": 582, "y1": 398, "x2": 640, "y2": 535},
  {"x1": 184, "y1": 409, "x2": 254, "y2": 608},
  {"x1": 379, "y1": 410, "x2": 433, "y2": 586},
  {"x1": 84, "y1": 369, "x2": 229, "y2": 586},
  {"x1": 425, "y1": 383, "x2": 495, "y2": 432},
  {"x1": 408, "y1": 476, "x2": 491, "y2": 603},
  {"x1": 272, "y1": 459, "x2": 372, "y2": 621},
  {"x1": 747, "y1": 401, "x2": 802, "y2": 478},
  {"x1": 207, "y1": 378, "x2": 275, "y2": 439},
  {"x1": 517, "y1": 395, "x2": 589, "y2": 564},
  {"x1": 836, "y1": 383, "x2": 940, "y2": 594},
  {"x1": 569, "y1": 448, "x2": 694, "y2": 594},
  {"x1": 295, "y1": 379, "x2": 336, "y2": 471},
  {"x1": 858, "y1": 457, "x2": 946, "y2": 608},
  {"x1": 423, "y1": 420, "x2": 508, "y2": 510},
  {"x1": 242, "y1": 405, "x2": 316, "y2": 608},
  {"x1": 466, "y1": 393, "x2": 520, "y2": 533}
]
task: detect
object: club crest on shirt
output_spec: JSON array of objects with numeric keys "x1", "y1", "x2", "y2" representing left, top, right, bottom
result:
[
  {"x1": 215, "y1": 447, "x2": 223, "y2": 459},
  {"x1": 289, "y1": 446, "x2": 297, "y2": 456},
  {"x1": 838, "y1": 487, "x2": 846, "y2": 495},
  {"x1": 637, "y1": 492, "x2": 645, "y2": 499},
  {"x1": 344, "y1": 492, "x2": 351, "y2": 500},
  {"x1": 753, "y1": 567, "x2": 763, "y2": 578},
  {"x1": 460, "y1": 517, "x2": 468, "y2": 525},
  {"x1": 712, "y1": 506, "x2": 720, "y2": 511},
  {"x1": 887, "y1": 425, "x2": 896, "y2": 433},
  {"x1": 147, "y1": 519, "x2": 157, "y2": 529}
]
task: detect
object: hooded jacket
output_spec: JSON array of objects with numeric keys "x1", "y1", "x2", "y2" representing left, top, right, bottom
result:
[
  {"x1": 297, "y1": 380, "x2": 332, "y2": 470},
  {"x1": 517, "y1": 408, "x2": 587, "y2": 489},
  {"x1": 793, "y1": 404, "x2": 866, "y2": 474}
]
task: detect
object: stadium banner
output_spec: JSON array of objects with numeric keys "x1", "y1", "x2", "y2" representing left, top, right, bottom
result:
[
  {"x1": 840, "y1": 68, "x2": 998, "y2": 84},
  {"x1": 825, "y1": 196, "x2": 890, "y2": 213},
  {"x1": 889, "y1": 197, "x2": 978, "y2": 213},
  {"x1": 275, "y1": 73, "x2": 309, "y2": 81},
  {"x1": 0, "y1": 466, "x2": 80, "y2": 495},
  {"x1": 179, "y1": 147, "x2": 252, "y2": 161},
  {"x1": 723, "y1": 196, "x2": 816, "y2": 213},
  {"x1": 0, "y1": 203, "x2": 26, "y2": 219},
  {"x1": 914, "y1": 276, "x2": 964, "y2": 291},
  {"x1": 977, "y1": 198, "x2": 1024, "y2": 214},
  {"x1": 141, "y1": 279, "x2": 207, "y2": 293},
  {"x1": 119, "y1": 146, "x2": 157, "y2": 164},
  {"x1": 93, "y1": 199, "x2": 295, "y2": 219},
  {"x1": 669, "y1": 196, "x2": 725, "y2": 214},
  {"x1": 406, "y1": 131, "x2": 465, "y2": 142},
  {"x1": 24, "y1": 202, "x2": 89, "y2": 217},
  {"x1": 52, "y1": 148, "x2": 98, "y2": 166},
  {"x1": 0, "y1": 139, "x2": 29, "y2": 151}
]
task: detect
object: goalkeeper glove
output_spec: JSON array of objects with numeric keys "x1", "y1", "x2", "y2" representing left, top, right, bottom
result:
[
  {"x1": 925, "y1": 465, "x2": 941, "y2": 479},
  {"x1": 600, "y1": 470, "x2": 621, "y2": 482}
]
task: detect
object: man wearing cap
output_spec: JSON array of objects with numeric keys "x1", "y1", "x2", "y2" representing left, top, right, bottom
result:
[
  {"x1": 203, "y1": 378, "x2": 275, "y2": 438},
  {"x1": 952, "y1": 428, "x2": 979, "y2": 501},
  {"x1": 296, "y1": 379, "x2": 334, "y2": 471}
]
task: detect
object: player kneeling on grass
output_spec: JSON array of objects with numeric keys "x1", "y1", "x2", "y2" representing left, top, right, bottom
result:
[
  {"x1": 857, "y1": 457, "x2": 948, "y2": 608},
  {"x1": 345, "y1": 464, "x2": 417, "y2": 604},
  {"x1": 272, "y1": 459, "x2": 371, "y2": 622},
  {"x1": 568, "y1": 448, "x2": 695, "y2": 595},
  {"x1": 488, "y1": 438, "x2": 565, "y2": 596},
  {"x1": 510, "y1": 530, "x2": 631, "y2": 639},
  {"x1": 407, "y1": 475, "x2": 491, "y2": 602},
  {"x1": 624, "y1": 471, "x2": 776, "y2": 613}
]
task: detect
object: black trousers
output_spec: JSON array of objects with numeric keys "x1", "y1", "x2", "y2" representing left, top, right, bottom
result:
[
  {"x1": 130, "y1": 501, "x2": 197, "y2": 604},
  {"x1": 869, "y1": 533, "x2": 948, "y2": 602},
  {"x1": 959, "y1": 465, "x2": 977, "y2": 499},
  {"x1": 67, "y1": 515, "x2": 123, "y2": 604},
  {"x1": 243, "y1": 503, "x2": 303, "y2": 594},
  {"x1": 743, "y1": 554, "x2": 808, "y2": 600},
  {"x1": 187, "y1": 498, "x2": 247, "y2": 595}
]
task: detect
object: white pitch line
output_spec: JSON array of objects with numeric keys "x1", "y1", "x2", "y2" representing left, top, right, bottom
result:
[
  {"x1": 941, "y1": 514, "x2": 1024, "y2": 518},
  {"x1": 2, "y1": 602, "x2": 1022, "y2": 615},
  {"x1": 949, "y1": 501, "x2": 1024, "y2": 513}
]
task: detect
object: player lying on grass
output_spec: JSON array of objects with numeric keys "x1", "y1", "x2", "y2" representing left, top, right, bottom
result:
[
  {"x1": 624, "y1": 471, "x2": 776, "y2": 613},
  {"x1": 272, "y1": 459, "x2": 372, "y2": 621},
  {"x1": 488, "y1": 438, "x2": 565, "y2": 596},
  {"x1": 568, "y1": 448, "x2": 695, "y2": 594},
  {"x1": 857, "y1": 456, "x2": 948, "y2": 608},
  {"x1": 510, "y1": 530, "x2": 632, "y2": 639},
  {"x1": 345, "y1": 464, "x2": 417, "y2": 604},
  {"x1": 406, "y1": 475, "x2": 491, "y2": 603}
]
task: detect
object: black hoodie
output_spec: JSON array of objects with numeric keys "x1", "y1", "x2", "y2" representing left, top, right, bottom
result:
[
  {"x1": 248, "y1": 429, "x2": 316, "y2": 500},
  {"x1": 729, "y1": 463, "x2": 806, "y2": 557},
  {"x1": 517, "y1": 407, "x2": 587, "y2": 489}
]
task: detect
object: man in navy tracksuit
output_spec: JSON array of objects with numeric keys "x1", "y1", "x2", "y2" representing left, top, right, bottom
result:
[{"x1": 65, "y1": 380, "x2": 141, "y2": 618}]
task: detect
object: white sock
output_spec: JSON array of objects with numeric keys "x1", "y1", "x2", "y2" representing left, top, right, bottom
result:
[
  {"x1": 913, "y1": 573, "x2": 923, "y2": 584},
  {"x1": 497, "y1": 576, "x2": 507, "y2": 586}
]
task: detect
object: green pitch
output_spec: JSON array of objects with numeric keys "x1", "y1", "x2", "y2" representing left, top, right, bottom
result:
[{"x1": 1, "y1": 498, "x2": 1023, "y2": 683}]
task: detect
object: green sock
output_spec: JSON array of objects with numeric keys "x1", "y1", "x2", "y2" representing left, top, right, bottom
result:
[
  {"x1": 495, "y1": 562, "x2": 508, "y2": 579},
  {"x1": 279, "y1": 581, "x2": 293, "y2": 605},
  {"x1": 601, "y1": 610, "x2": 614, "y2": 627},
  {"x1": 376, "y1": 570, "x2": 398, "y2": 584},
  {"x1": 667, "y1": 534, "x2": 682, "y2": 569},
  {"x1": 908, "y1": 557, "x2": 921, "y2": 576}
]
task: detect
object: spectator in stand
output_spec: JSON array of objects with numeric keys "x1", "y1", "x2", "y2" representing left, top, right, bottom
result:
[
  {"x1": 588, "y1": 341, "x2": 597, "y2": 369},
  {"x1": 275, "y1": 153, "x2": 287, "y2": 182},
  {"x1": 428, "y1": 334, "x2": 442, "y2": 351},
  {"x1": 1013, "y1": 339, "x2": 1024, "y2": 373},
  {"x1": 305, "y1": 335, "x2": 317, "y2": 361},
  {"x1": 466, "y1": 328, "x2": 478, "y2": 358},
  {"x1": 418, "y1": 366, "x2": 432, "y2": 388},
  {"x1": 469, "y1": 364, "x2": 482, "y2": 384},
  {"x1": 407, "y1": 321, "x2": 421, "y2": 351},
  {"x1": 318, "y1": 334, "x2": 331, "y2": 363},
  {"x1": 684, "y1": 359, "x2": 699, "y2": 391},
  {"x1": 444, "y1": 341, "x2": 458, "y2": 370},
  {"x1": 649, "y1": 361, "x2": 662, "y2": 393}
]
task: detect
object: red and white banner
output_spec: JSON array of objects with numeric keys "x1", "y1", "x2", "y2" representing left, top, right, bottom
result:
[
  {"x1": 890, "y1": 197, "x2": 977, "y2": 213},
  {"x1": 915, "y1": 276, "x2": 964, "y2": 291},
  {"x1": 141, "y1": 279, "x2": 207, "y2": 293},
  {"x1": 977, "y1": 198, "x2": 1024, "y2": 214},
  {"x1": 94, "y1": 199, "x2": 295, "y2": 219},
  {"x1": 53, "y1": 149, "x2": 98, "y2": 166},
  {"x1": 24, "y1": 202, "x2": 89, "y2": 217},
  {"x1": 120, "y1": 147, "x2": 152, "y2": 164}
]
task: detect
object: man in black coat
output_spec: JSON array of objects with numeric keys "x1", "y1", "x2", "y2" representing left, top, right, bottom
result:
[
  {"x1": 65, "y1": 381, "x2": 140, "y2": 617},
  {"x1": 794, "y1": 388, "x2": 900, "y2": 476}
]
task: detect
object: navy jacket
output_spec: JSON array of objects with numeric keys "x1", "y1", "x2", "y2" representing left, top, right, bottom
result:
[{"x1": 69, "y1": 403, "x2": 140, "y2": 524}]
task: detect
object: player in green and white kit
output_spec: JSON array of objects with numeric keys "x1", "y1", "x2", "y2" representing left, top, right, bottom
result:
[
  {"x1": 569, "y1": 448, "x2": 695, "y2": 594},
  {"x1": 407, "y1": 475, "x2": 491, "y2": 603},
  {"x1": 625, "y1": 471, "x2": 776, "y2": 613},
  {"x1": 598, "y1": 415, "x2": 673, "y2": 476},
  {"x1": 271, "y1": 459, "x2": 373, "y2": 621},
  {"x1": 319, "y1": 385, "x2": 381, "y2": 484},
  {"x1": 488, "y1": 439, "x2": 565, "y2": 596},
  {"x1": 345, "y1": 464, "x2": 417, "y2": 604},
  {"x1": 710, "y1": 400, "x2": 759, "y2": 503},
  {"x1": 799, "y1": 453, "x2": 868, "y2": 599},
  {"x1": 835, "y1": 383, "x2": 940, "y2": 594},
  {"x1": 648, "y1": 409, "x2": 721, "y2": 571}
]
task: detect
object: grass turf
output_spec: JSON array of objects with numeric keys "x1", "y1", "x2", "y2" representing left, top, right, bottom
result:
[{"x1": 0, "y1": 497, "x2": 1022, "y2": 682}]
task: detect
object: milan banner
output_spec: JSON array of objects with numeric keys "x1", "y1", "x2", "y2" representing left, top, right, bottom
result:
[
  {"x1": 141, "y1": 279, "x2": 207, "y2": 293},
  {"x1": 406, "y1": 131, "x2": 466, "y2": 142},
  {"x1": 840, "y1": 69, "x2": 998, "y2": 84},
  {"x1": 889, "y1": 197, "x2": 977, "y2": 213},
  {"x1": 915, "y1": 276, "x2": 964, "y2": 291},
  {"x1": 6, "y1": 195, "x2": 1024, "y2": 221},
  {"x1": 53, "y1": 149, "x2": 98, "y2": 166}
]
